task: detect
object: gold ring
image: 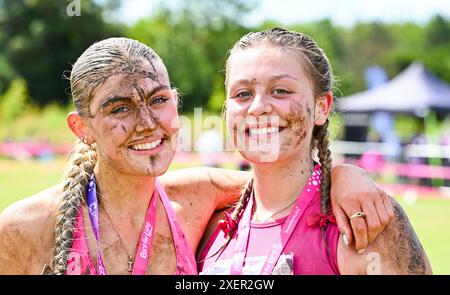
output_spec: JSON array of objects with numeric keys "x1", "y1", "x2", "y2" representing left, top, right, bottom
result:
[{"x1": 350, "y1": 211, "x2": 366, "y2": 219}]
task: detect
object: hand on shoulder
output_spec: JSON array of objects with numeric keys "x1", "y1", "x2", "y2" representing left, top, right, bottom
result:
[{"x1": 338, "y1": 196, "x2": 432, "y2": 275}]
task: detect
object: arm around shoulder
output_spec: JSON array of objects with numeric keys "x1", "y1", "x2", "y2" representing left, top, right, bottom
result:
[
  {"x1": 338, "y1": 196, "x2": 432, "y2": 275},
  {"x1": 160, "y1": 167, "x2": 250, "y2": 209}
]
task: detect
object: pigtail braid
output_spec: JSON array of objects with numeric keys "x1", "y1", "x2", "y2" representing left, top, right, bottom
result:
[
  {"x1": 313, "y1": 118, "x2": 333, "y2": 258},
  {"x1": 51, "y1": 140, "x2": 97, "y2": 275},
  {"x1": 313, "y1": 119, "x2": 332, "y2": 215},
  {"x1": 203, "y1": 179, "x2": 254, "y2": 261}
]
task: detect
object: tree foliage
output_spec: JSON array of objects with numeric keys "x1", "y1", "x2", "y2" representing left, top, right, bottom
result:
[
  {"x1": 0, "y1": 1, "x2": 448, "y2": 112},
  {"x1": 0, "y1": 0, "x2": 122, "y2": 105}
]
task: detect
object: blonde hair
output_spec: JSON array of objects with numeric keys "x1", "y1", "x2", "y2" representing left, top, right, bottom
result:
[{"x1": 52, "y1": 38, "x2": 162, "y2": 274}]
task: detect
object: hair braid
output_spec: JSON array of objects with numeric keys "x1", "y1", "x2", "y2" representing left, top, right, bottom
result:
[
  {"x1": 51, "y1": 140, "x2": 97, "y2": 275},
  {"x1": 313, "y1": 119, "x2": 332, "y2": 214},
  {"x1": 229, "y1": 178, "x2": 254, "y2": 231},
  {"x1": 313, "y1": 118, "x2": 333, "y2": 258},
  {"x1": 50, "y1": 37, "x2": 162, "y2": 274},
  {"x1": 203, "y1": 179, "x2": 254, "y2": 261}
]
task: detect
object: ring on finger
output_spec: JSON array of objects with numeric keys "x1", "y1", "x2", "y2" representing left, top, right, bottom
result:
[{"x1": 350, "y1": 211, "x2": 366, "y2": 220}]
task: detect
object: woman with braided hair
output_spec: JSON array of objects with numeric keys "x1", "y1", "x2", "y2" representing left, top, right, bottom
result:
[
  {"x1": 198, "y1": 28, "x2": 432, "y2": 275},
  {"x1": 0, "y1": 37, "x2": 395, "y2": 275}
]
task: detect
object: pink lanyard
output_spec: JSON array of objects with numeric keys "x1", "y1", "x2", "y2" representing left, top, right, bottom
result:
[
  {"x1": 86, "y1": 175, "x2": 157, "y2": 275},
  {"x1": 229, "y1": 165, "x2": 321, "y2": 275}
]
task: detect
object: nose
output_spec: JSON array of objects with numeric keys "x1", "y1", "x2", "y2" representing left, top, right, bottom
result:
[
  {"x1": 135, "y1": 106, "x2": 158, "y2": 133},
  {"x1": 247, "y1": 93, "x2": 272, "y2": 116}
]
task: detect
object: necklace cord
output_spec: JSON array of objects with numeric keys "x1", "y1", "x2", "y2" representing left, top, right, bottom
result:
[{"x1": 253, "y1": 196, "x2": 298, "y2": 222}]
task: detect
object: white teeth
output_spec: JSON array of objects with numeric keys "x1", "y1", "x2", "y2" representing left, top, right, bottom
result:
[
  {"x1": 249, "y1": 127, "x2": 279, "y2": 136},
  {"x1": 131, "y1": 139, "x2": 162, "y2": 150}
]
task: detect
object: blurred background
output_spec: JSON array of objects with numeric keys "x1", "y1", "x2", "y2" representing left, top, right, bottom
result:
[{"x1": 0, "y1": 0, "x2": 449, "y2": 273}]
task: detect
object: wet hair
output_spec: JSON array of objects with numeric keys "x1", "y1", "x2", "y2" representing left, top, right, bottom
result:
[
  {"x1": 220, "y1": 28, "x2": 334, "y2": 258},
  {"x1": 51, "y1": 38, "x2": 164, "y2": 274}
]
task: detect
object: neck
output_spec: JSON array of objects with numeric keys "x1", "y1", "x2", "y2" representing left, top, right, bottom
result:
[
  {"x1": 251, "y1": 149, "x2": 314, "y2": 218},
  {"x1": 93, "y1": 161, "x2": 156, "y2": 220}
]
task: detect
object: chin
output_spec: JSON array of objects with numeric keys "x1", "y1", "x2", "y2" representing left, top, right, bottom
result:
[
  {"x1": 239, "y1": 149, "x2": 283, "y2": 163},
  {"x1": 124, "y1": 152, "x2": 175, "y2": 177},
  {"x1": 143, "y1": 153, "x2": 174, "y2": 177}
]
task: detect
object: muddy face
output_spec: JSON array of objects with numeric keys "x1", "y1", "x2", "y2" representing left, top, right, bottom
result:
[
  {"x1": 282, "y1": 100, "x2": 313, "y2": 152},
  {"x1": 225, "y1": 46, "x2": 316, "y2": 163},
  {"x1": 85, "y1": 60, "x2": 179, "y2": 177}
]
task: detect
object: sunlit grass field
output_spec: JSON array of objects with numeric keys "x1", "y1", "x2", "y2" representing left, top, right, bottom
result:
[{"x1": 0, "y1": 157, "x2": 449, "y2": 274}]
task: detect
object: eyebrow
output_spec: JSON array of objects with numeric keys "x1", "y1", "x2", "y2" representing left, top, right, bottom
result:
[
  {"x1": 232, "y1": 75, "x2": 299, "y2": 86},
  {"x1": 136, "y1": 84, "x2": 170, "y2": 100},
  {"x1": 267, "y1": 74, "x2": 300, "y2": 82},
  {"x1": 99, "y1": 96, "x2": 133, "y2": 110},
  {"x1": 98, "y1": 85, "x2": 170, "y2": 110}
]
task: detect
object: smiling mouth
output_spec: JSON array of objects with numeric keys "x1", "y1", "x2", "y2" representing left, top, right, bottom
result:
[
  {"x1": 246, "y1": 126, "x2": 285, "y2": 137},
  {"x1": 129, "y1": 138, "x2": 164, "y2": 151}
]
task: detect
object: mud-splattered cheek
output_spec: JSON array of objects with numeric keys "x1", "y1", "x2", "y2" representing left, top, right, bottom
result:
[
  {"x1": 105, "y1": 119, "x2": 132, "y2": 135},
  {"x1": 92, "y1": 115, "x2": 134, "y2": 160},
  {"x1": 282, "y1": 101, "x2": 311, "y2": 151}
]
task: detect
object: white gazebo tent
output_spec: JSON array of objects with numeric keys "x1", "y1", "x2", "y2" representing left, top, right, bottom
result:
[{"x1": 338, "y1": 62, "x2": 450, "y2": 115}]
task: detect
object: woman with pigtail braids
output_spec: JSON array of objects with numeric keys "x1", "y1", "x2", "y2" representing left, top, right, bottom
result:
[
  {"x1": 198, "y1": 28, "x2": 431, "y2": 275},
  {"x1": 0, "y1": 35, "x2": 399, "y2": 275}
]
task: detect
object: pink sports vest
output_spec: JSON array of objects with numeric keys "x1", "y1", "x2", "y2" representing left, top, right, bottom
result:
[
  {"x1": 65, "y1": 179, "x2": 197, "y2": 275},
  {"x1": 198, "y1": 173, "x2": 340, "y2": 275}
]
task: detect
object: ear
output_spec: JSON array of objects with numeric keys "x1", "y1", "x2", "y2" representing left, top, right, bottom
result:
[
  {"x1": 314, "y1": 92, "x2": 333, "y2": 126},
  {"x1": 67, "y1": 112, "x2": 94, "y2": 143}
]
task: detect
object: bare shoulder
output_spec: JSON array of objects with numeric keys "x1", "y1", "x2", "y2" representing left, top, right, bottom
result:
[
  {"x1": 0, "y1": 184, "x2": 62, "y2": 230},
  {"x1": 0, "y1": 184, "x2": 63, "y2": 274},
  {"x1": 338, "y1": 196, "x2": 432, "y2": 275}
]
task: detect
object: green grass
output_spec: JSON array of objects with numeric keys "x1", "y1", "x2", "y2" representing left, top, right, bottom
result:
[
  {"x1": 0, "y1": 157, "x2": 203, "y2": 206},
  {"x1": 397, "y1": 197, "x2": 450, "y2": 275},
  {"x1": 0, "y1": 158, "x2": 449, "y2": 274}
]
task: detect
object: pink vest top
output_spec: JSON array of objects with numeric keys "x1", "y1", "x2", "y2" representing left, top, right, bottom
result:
[
  {"x1": 65, "y1": 179, "x2": 197, "y2": 275},
  {"x1": 198, "y1": 185, "x2": 340, "y2": 275}
]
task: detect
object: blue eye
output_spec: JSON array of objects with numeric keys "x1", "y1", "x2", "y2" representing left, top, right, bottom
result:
[
  {"x1": 151, "y1": 96, "x2": 169, "y2": 105},
  {"x1": 111, "y1": 106, "x2": 130, "y2": 114}
]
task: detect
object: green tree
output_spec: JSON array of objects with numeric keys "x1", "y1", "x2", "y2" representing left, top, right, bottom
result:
[
  {"x1": 127, "y1": 0, "x2": 253, "y2": 112},
  {"x1": 0, "y1": 0, "x2": 122, "y2": 106},
  {"x1": 426, "y1": 14, "x2": 450, "y2": 45}
]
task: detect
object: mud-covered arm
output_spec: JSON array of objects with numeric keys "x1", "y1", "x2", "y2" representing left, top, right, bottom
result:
[
  {"x1": 0, "y1": 203, "x2": 33, "y2": 274},
  {"x1": 160, "y1": 167, "x2": 251, "y2": 210},
  {"x1": 338, "y1": 197, "x2": 432, "y2": 275}
]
